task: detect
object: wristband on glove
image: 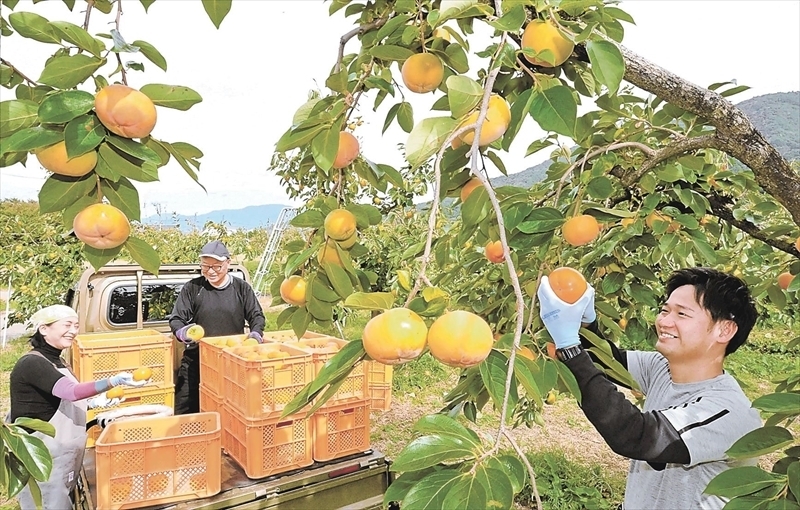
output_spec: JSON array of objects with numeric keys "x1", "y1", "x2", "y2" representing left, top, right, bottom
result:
[{"x1": 247, "y1": 331, "x2": 263, "y2": 344}]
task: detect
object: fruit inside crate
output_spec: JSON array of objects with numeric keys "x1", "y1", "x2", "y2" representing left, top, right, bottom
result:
[
  {"x1": 73, "y1": 329, "x2": 173, "y2": 386},
  {"x1": 95, "y1": 412, "x2": 221, "y2": 510},
  {"x1": 222, "y1": 343, "x2": 313, "y2": 419},
  {"x1": 198, "y1": 334, "x2": 248, "y2": 395}
]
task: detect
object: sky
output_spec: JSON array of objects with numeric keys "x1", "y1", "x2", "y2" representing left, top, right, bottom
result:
[{"x1": 1, "y1": 0, "x2": 798, "y2": 219}]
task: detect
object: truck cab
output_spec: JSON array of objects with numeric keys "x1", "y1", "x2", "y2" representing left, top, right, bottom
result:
[{"x1": 66, "y1": 263, "x2": 392, "y2": 510}]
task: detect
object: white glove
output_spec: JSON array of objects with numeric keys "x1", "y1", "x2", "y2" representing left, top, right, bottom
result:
[
  {"x1": 537, "y1": 276, "x2": 595, "y2": 349},
  {"x1": 109, "y1": 372, "x2": 148, "y2": 388},
  {"x1": 87, "y1": 392, "x2": 124, "y2": 409}
]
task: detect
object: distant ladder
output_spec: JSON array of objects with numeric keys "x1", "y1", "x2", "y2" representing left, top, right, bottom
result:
[{"x1": 252, "y1": 207, "x2": 298, "y2": 296}]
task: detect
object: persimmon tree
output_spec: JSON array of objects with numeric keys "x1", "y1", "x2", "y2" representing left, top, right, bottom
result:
[
  {"x1": 0, "y1": 0, "x2": 233, "y2": 273},
  {"x1": 272, "y1": 0, "x2": 800, "y2": 508}
]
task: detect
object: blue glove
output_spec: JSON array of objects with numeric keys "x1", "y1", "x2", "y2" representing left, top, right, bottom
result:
[
  {"x1": 175, "y1": 324, "x2": 195, "y2": 344},
  {"x1": 247, "y1": 331, "x2": 263, "y2": 344},
  {"x1": 88, "y1": 392, "x2": 123, "y2": 409},
  {"x1": 109, "y1": 372, "x2": 148, "y2": 388},
  {"x1": 537, "y1": 276, "x2": 595, "y2": 349}
]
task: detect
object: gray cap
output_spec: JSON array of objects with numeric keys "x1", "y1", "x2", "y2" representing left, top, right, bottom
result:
[{"x1": 199, "y1": 240, "x2": 230, "y2": 261}]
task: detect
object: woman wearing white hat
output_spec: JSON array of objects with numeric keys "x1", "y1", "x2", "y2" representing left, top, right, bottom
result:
[{"x1": 8, "y1": 304, "x2": 148, "y2": 510}]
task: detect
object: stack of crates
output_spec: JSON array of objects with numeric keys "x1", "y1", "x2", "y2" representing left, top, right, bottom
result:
[
  {"x1": 198, "y1": 334, "x2": 248, "y2": 418},
  {"x1": 263, "y1": 331, "x2": 371, "y2": 463},
  {"x1": 220, "y1": 342, "x2": 315, "y2": 478},
  {"x1": 72, "y1": 329, "x2": 174, "y2": 447},
  {"x1": 365, "y1": 360, "x2": 393, "y2": 411},
  {"x1": 95, "y1": 412, "x2": 221, "y2": 510}
]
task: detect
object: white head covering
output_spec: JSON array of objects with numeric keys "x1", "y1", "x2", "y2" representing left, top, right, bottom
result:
[{"x1": 29, "y1": 305, "x2": 79, "y2": 330}]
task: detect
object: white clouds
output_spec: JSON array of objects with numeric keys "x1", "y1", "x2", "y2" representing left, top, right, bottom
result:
[{"x1": 1, "y1": 0, "x2": 798, "y2": 217}]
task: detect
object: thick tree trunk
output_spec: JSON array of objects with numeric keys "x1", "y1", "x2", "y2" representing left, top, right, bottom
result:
[{"x1": 619, "y1": 46, "x2": 800, "y2": 227}]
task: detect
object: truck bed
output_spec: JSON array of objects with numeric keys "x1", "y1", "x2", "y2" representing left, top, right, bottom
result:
[{"x1": 75, "y1": 449, "x2": 392, "y2": 509}]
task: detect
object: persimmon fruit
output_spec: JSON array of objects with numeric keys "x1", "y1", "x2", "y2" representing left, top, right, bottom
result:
[
  {"x1": 460, "y1": 177, "x2": 482, "y2": 202},
  {"x1": 548, "y1": 267, "x2": 588, "y2": 304},
  {"x1": 94, "y1": 84, "x2": 157, "y2": 138},
  {"x1": 35, "y1": 141, "x2": 97, "y2": 177},
  {"x1": 333, "y1": 132, "x2": 359, "y2": 168},
  {"x1": 521, "y1": 19, "x2": 574, "y2": 67},
  {"x1": 562, "y1": 214, "x2": 600, "y2": 246},
  {"x1": 401, "y1": 53, "x2": 444, "y2": 93},
  {"x1": 72, "y1": 203, "x2": 131, "y2": 250},
  {"x1": 324, "y1": 209, "x2": 357, "y2": 241},
  {"x1": 427, "y1": 310, "x2": 493, "y2": 368},
  {"x1": 458, "y1": 94, "x2": 511, "y2": 147},
  {"x1": 362, "y1": 308, "x2": 428, "y2": 365},
  {"x1": 280, "y1": 275, "x2": 308, "y2": 307},
  {"x1": 778, "y1": 272, "x2": 795, "y2": 290},
  {"x1": 485, "y1": 240, "x2": 505, "y2": 264}
]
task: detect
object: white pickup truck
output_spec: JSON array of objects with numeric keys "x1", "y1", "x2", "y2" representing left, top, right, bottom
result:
[{"x1": 65, "y1": 263, "x2": 393, "y2": 510}]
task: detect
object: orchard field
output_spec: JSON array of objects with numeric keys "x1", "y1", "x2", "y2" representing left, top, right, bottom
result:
[{"x1": 1, "y1": 0, "x2": 800, "y2": 508}]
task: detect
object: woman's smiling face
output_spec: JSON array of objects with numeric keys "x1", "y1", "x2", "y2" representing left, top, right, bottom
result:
[{"x1": 40, "y1": 317, "x2": 80, "y2": 350}]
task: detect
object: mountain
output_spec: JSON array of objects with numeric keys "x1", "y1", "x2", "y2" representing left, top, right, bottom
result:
[
  {"x1": 143, "y1": 204, "x2": 292, "y2": 230},
  {"x1": 155, "y1": 92, "x2": 797, "y2": 230}
]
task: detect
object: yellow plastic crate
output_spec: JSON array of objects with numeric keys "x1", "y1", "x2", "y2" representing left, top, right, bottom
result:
[
  {"x1": 222, "y1": 405, "x2": 313, "y2": 479},
  {"x1": 86, "y1": 383, "x2": 175, "y2": 448},
  {"x1": 312, "y1": 399, "x2": 371, "y2": 462},
  {"x1": 366, "y1": 361, "x2": 393, "y2": 411},
  {"x1": 73, "y1": 329, "x2": 173, "y2": 387},
  {"x1": 265, "y1": 336, "x2": 368, "y2": 409},
  {"x1": 199, "y1": 383, "x2": 222, "y2": 416},
  {"x1": 198, "y1": 334, "x2": 248, "y2": 395},
  {"x1": 368, "y1": 382, "x2": 392, "y2": 412},
  {"x1": 222, "y1": 343, "x2": 313, "y2": 419},
  {"x1": 95, "y1": 412, "x2": 221, "y2": 510}
]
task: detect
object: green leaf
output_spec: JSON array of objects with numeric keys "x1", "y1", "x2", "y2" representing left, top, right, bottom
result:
[
  {"x1": 0, "y1": 99, "x2": 39, "y2": 136},
  {"x1": 309, "y1": 275, "x2": 340, "y2": 303},
  {"x1": 201, "y1": 0, "x2": 232, "y2": 28},
  {"x1": 413, "y1": 414, "x2": 482, "y2": 448},
  {"x1": 37, "y1": 90, "x2": 95, "y2": 124},
  {"x1": 489, "y1": 454, "x2": 527, "y2": 494},
  {"x1": 312, "y1": 127, "x2": 339, "y2": 172},
  {"x1": 789, "y1": 461, "x2": 800, "y2": 502},
  {"x1": 64, "y1": 115, "x2": 105, "y2": 157},
  {"x1": 392, "y1": 434, "x2": 476, "y2": 472},
  {"x1": 486, "y1": 3, "x2": 525, "y2": 31},
  {"x1": 585, "y1": 40, "x2": 625, "y2": 95},
  {"x1": 445, "y1": 473, "x2": 488, "y2": 510},
  {"x1": 12, "y1": 418, "x2": 54, "y2": 437},
  {"x1": 140, "y1": 84, "x2": 202, "y2": 111},
  {"x1": 554, "y1": 359, "x2": 582, "y2": 404},
  {"x1": 105, "y1": 134, "x2": 161, "y2": 165},
  {"x1": 158, "y1": 140, "x2": 203, "y2": 189},
  {"x1": 97, "y1": 143, "x2": 158, "y2": 183},
  {"x1": 529, "y1": 86, "x2": 576, "y2": 137},
  {"x1": 704, "y1": 466, "x2": 781, "y2": 498},
  {"x1": 727, "y1": 426, "x2": 795, "y2": 459},
  {"x1": 124, "y1": 236, "x2": 160, "y2": 274},
  {"x1": 323, "y1": 261, "x2": 354, "y2": 299},
  {"x1": 8, "y1": 11, "x2": 60, "y2": 44},
  {"x1": 752, "y1": 393, "x2": 800, "y2": 414},
  {"x1": 49, "y1": 21, "x2": 105, "y2": 57},
  {"x1": 371, "y1": 44, "x2": 415, "y2": 62},
  {"x1": 38, "y1": 173, "x2": 96, "y2": 213},
  {"x1": 291, "y1": 209, "x2": 324, "y2": 228},
  {"x1": 397, "y1": 101, "x2": 414, "y2": 133},
  {"x1": 0, "y1": 126, "x2": 62, "y2": 155},
  {"x1": 131, "y1": 39, "x2": 167, "y2": 71},
  {"x1": 516, "y1": 207, "x2": 563, "y2": 234},
  {"x1": 446, "y1": 75, "x2": 482, "y2": 118},
  {"x1": 84, "y1": 244, "x2": 122, "y2": 271},
  {"x1": 475, "y1": 463, "x2": 514, "y2": 510},
  {"x1": 1, "y1": 426, "x2": 52, "y2": 482},
  {"x1": 4, "y1": 452, "x2": 29, "y2": 498},
  {"x1": 343, "y1": 292, "x2": 395, "y2": 311},
  {"x1": 406, "y1": 117, "x2": 458, "y2": 169},
  {"x1": 479, "y1": 350, "x2": 512, "y2": 415},
  {"x1": 401, "y1": 470, "x2": 462, "y2": 510},
  {"x1": 38, "y1": 54, "x2": 105, "y2": 89},
  {"x1": 100, "y1": 176, "x2": 141, "y2": 221},
  {"x1": 514, "y1": 356, "x2": 543, "y2": 407}
]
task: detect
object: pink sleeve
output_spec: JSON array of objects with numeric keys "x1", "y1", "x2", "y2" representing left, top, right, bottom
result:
[{"x1": 51, "y1": 377, "x2": 106, "y2": 401}]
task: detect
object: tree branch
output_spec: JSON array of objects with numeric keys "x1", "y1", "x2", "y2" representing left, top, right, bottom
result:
[{"x1": 619, "y1": 45, "x2": 800, "y2": 226}]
